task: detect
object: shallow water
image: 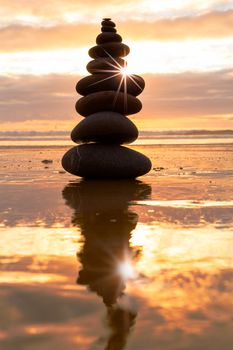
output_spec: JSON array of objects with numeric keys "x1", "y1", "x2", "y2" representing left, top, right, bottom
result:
[{"x1": 0, "y1": 144, "x2": 233, "y2": 350}]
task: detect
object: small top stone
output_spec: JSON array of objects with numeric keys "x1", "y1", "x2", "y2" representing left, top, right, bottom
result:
[{"x1": 101, "y1": 19, "x2": 116, "y2": 27}]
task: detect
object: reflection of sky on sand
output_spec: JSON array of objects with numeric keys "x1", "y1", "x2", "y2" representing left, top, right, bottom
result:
[
  {"x1": 0, "y1": 173, "x2": 233, "y2": 349},
  {"x1": 0, "y1": 227, "x2": 80, "y2": 287},
  {"x1": 0, "y1": 227, "x2": 102, "y2": 349},
  {"x1": 125, "y1": 217, "x2": 233, "y2": 349},
  {"x1": 0, "y1": 226, "x2": 80, "y2": 258},
  {"x1": 131, "y1": 223, "x2": 233, "y2": 271},
  {"x1": 0, "y1": 283, "x2": 103, "y2": 349}
]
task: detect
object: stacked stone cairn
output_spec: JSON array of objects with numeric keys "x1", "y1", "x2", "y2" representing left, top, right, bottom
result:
[{"x1": 62, "y1": 18, "x2": 152, "y2": 178}]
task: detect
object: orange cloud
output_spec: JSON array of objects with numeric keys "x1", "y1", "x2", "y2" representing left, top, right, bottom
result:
[
  {"x1": 0, "y1": 0, "x2": 231, "y2": 23},
  {"x1": 122, "y1": 9, "x2": 233, "y2": 41},
  {"x1": 142, "y1": 70, "x2": 233, "y2": 118},
  {"x1": 0, "y1": 70, "x2": 233, "y2": 129},
  {"x1": 0, "y1": 24, "x2": 96, "y2": 52},
  {"x1": 0, "y1": 10, "x2": 233, "y2": 52}
]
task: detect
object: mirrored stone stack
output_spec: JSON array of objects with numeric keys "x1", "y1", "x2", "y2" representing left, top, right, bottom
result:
[{"x1": 62, "y1": 18, "x2": 152, "y2": 179}]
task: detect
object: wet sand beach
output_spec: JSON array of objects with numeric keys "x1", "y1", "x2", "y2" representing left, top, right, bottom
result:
[{"x1": 0, "y1": 143, "x2": 233, "y2": 350}]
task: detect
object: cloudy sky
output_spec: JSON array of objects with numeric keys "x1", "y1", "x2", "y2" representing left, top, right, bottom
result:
[{"x1": 1, "y1": 0, "x2": 233, "y2": 131}]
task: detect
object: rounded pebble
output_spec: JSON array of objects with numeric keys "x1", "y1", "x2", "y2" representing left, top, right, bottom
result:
[
  {"x1": 75, "y1": 91, "x2": 142, "y2": 116},
  {"x1": 89, "y1": 43, "x2": 130, "y2": 58},
  {"x1": 71, "y1": 112, "x2": 138, "y2": 144},
  {"x1": 101, "y1": 26, "x2": 117, "y2": 33},
  {"x1": 101, "y1": 20, "x2": 116, "y2": 27},
  {"x1": 96, "y1": 32, "x2": 122, "y2": 45},
  {"x1": 76, "y1": 73, "x2": 145, "y2": 96},
  {"x1": 86, "y1": 57, "x2": 126, "y2": 74},
  {"x1": 62, "y1": 144, "x2": 152, "y2": 178}
]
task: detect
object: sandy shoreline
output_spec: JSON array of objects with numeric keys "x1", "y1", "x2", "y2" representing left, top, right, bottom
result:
[{"x1": 0, "y1": 144, "x2": 233, "y2": 349}]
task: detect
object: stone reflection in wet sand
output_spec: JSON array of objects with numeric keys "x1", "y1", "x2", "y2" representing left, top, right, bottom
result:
[{"x1": 62, "y1": 180, "x2": 151, "y2": 349}]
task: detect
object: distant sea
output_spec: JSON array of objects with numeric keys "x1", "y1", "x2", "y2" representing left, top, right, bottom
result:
[{"x1": 0, "y1": 130, "x2": 232, "y2": 147}]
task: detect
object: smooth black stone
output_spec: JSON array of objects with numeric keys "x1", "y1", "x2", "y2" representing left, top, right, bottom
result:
[
  {"x1": 86, "y1": 57, "x2": 126, "y2": 74},
  {"x1": 101, "y1": 20, "x2": 116, "y2": 27},
  {"x1": 89, "y1": 42, "x2": 130, "y2": 58},
  {"x1": 96, "y1": 32, "x2": 122, "y2": 45},
  {"x1": 71, "y1": 112, "x2": 138, "y2": 144},
  {"x1": 101, "y1": 26, "x2": 117, "y2": 33},
  {"x1": 76, "y1": 73, "x2": 145, "y2": 96},
  {"x1": 75, "y1": 91, "x2": 142, "y2": 116},
  {"x1": 62, "y1": 144, "x2": 152, "y2": 179}
]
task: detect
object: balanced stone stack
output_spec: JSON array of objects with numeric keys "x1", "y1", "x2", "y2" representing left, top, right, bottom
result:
[{"x1": 62, "y1": 18, "x2": 151, "y2": 178}]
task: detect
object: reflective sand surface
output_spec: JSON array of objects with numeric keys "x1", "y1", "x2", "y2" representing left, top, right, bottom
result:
[{"x1": 0, "y1": 144, "x2": 233, "y2": 350}]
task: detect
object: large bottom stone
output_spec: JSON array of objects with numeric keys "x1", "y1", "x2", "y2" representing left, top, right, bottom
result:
[
  {"x1": 62, "y1": 144, "x2": 152, "y2": 179},
  {"x1": 71, "y1": 112, "x2": 138, "y2": 144}
]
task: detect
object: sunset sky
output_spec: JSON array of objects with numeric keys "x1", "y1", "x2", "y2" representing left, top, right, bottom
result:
[{"x1": 1, "y1": 0, "x2": 233, "y2": 131}]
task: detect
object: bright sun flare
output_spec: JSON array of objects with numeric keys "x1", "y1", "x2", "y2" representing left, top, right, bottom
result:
[
  {"x1": 120, "y1": 66, "x2": 131, "y2": 76},
  {"x1": 117, "y1": 260, "x2": 136, "y2": 280}
]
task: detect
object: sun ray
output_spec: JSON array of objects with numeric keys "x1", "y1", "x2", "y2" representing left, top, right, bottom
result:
[
  {"x1": 104, "y1": 60, "x2": 123, "y2": 70},
  {"x1": 103, "y1": 49, "x2": 123, "y2": 69},
  {"x1": 128, "y1": 74, "x2": 143, "y2": 91},
  {"x1": 124, "y1": 75, "x2": 128, "y2": 113},
  {"x1": 89, "y1": 72, "x2": 121, "y2": 86},
  {"x1": 113, "y1": 74, "x2": 125, "y2": 107},
  {"x1": 86, "y1": 48, "x2": 143, "y2": 111}
]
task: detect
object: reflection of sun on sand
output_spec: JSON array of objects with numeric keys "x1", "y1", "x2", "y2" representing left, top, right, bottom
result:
[
  {"x1": 128, "y1": 220, "x2": 233, "y2": 335},
  {"x1": 62, "y1": 177, "x2": 233, "y2": 343},
  {"x1": 62, "y1": 179, "x2": 151, "y2": 349}
]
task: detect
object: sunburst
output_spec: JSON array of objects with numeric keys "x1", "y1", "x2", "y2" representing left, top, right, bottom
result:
[
  {"x1": 117, "y1": 258, "x2": 137, "y2": 281},
  {"x1": 89, "y1": 49, "x2": 143, "y2": 113}
]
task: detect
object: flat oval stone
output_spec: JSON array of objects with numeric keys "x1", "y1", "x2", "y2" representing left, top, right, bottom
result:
[
  {"x1": 96, "y1": 33, "x2": 122, "y2": 45},
  {"x1": 76, "y1": 73, "x2": 145, "y2": 96},
  {"x1": 86, "y1": 57, "x2": 126, "y2": 74},
  {"x1": 101, "y1": 26, "x2": 117, "y2": 33},
  {"x1": 71, "y1": 112, "x2": 138, "y2": 144},
  {"x1": 89, "y1": 43, "x2": 130, "y2": 58},
  {"x1": 75, "y1": 91, "x2": 142, "y2": 116},
  {"x1": 62, "y1": 144, "x2": 152, "y2": 179},
  {"x1": 101, "y1": 20, "x2": 116, "y2": 27}
]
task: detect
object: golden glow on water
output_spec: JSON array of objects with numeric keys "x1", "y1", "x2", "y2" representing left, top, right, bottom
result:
[
  {"x1": 0, "y1": 226, "x2": 81, "y2": 257},
  {"x1": 130, "y1": 223, "x2": 233, "y2": 276},
  {"x1": 0, "y1": 171, "x2": 232, "y2": 349},
  {"x1": 0, "y1": 224, "x2": 82, "y2": 285},
  {"x1": 126, "y1": 223, "x2": 233, "y2": 336},
  {"x1": 0, "y1": 271, "x2": 67, "y2": 284},
  {"x1": 137, "y1": 199, "x2": 233, "y2": 208},
  {"x1": 0, "y1": 219, "x2": 232, "y2": 348}
]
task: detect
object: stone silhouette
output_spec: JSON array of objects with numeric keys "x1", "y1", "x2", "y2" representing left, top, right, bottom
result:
[
  {"x1": 62, "y1": 179, "x2": 151, "y2": 349},
  {"x1": 62, "y1": 18, "x2": 151, "y2": 178}
]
